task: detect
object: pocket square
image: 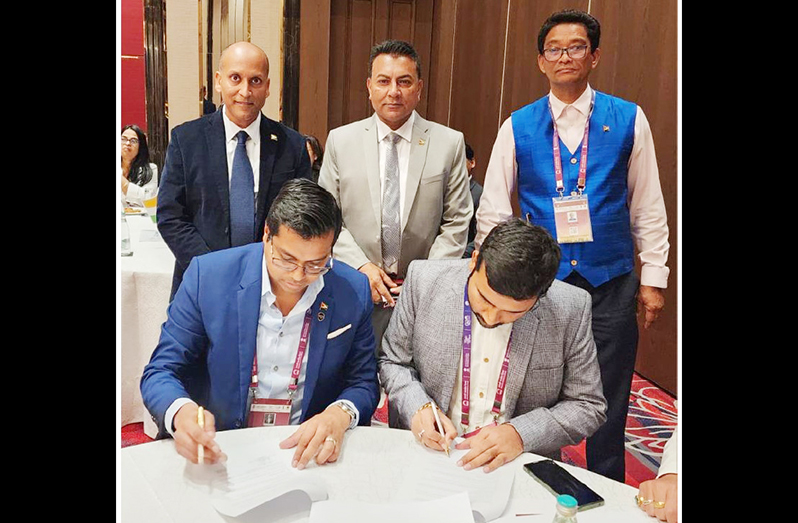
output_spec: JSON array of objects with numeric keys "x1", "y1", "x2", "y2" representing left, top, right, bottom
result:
[{"x1": 327, "y1": 324, "x2": 352, "y2": 339}]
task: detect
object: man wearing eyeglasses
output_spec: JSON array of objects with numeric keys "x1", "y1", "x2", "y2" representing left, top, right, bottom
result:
[
  {"x1": 475, "y1": 9, "x2": 670, "y2": 482},
  {"x1": 142, "y1": 179, "x2": 379, "y2": 469}
]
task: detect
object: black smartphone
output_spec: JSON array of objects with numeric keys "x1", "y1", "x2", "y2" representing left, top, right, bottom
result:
[{"x1": 523, "y1": 459, "x2": 605, "y2": 511}]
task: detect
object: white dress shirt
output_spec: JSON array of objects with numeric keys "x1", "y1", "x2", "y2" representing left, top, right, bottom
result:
[
  {"x1": 164, "y1": 258, "x2": 359, "y2": 433},
  {"x1": 123, "y1": 163, "x2": 159, "y2": 206},
  {"x1": 375, "y1": 112, "x2": 416, "y2": 274},
  {"x1": 474, "y1": 85, "x2": 670, "y2": 288},
  {"x1": 221, "y1": 106, "x2": 261, "y2": 197},
  {"x1": 446, "y1": 314, "x2": 513, "y2": 432}
]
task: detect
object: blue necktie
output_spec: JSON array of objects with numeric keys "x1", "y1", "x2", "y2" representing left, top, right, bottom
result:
[{"x1": 230, "y1": 130, "x2": 255, "y2": 246}]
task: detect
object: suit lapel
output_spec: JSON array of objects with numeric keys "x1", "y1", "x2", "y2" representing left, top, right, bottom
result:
[
  {"x1": 504, "y1": 310, "x2": 540, "y2": 415},
  {"x1": 402, "y1": 114, "x2": 431, "y2": 230},
  {"x1": 206, "y1": 112, "x2": 231, "y2": 221},
  {"x1": 236, "y1": 245, "x2": 265, "y2": 411},
  {"x1": 362, "y1": 116, "x2": 383, "y2": 227},
  {"x1": 302, "y1": 283, "x2": 334, "y2": 416},
  {"x1": 257, "y1": 115, "x2": 278, "y2": 218}
]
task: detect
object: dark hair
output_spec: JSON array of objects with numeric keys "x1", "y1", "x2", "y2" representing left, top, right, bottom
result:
[
  {"x1": 122, "y1": 124, "x2": 153, "y2": 187},
  {"x1": 368, "y1": 39, "x2": 422, "y2": 79},
  {"x1": 465, "y1": 143, "x2": 474, "y2": 161},
  {"x1": 305, "y1": 135, "x2": 324, "y2": 170},
  {"x1": 266, "y1": 178, "x2": 342, "y2": 244},
  {"x1": 537, "y1": 9, "x2": 601, "y2": 54},
  {"x1": 475, "y1": 219, "x2": 561, "y2": 300}
]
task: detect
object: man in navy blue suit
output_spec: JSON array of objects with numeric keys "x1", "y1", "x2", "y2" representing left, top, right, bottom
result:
[
  {"x1": 142, "y1": 179, "x2": 380, "y2": 469},
  {"x1": 157, "y1": 41, "x2": 311, "y2": 299}
]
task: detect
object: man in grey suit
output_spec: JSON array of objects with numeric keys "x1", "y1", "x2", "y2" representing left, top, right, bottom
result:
[
  {"x1": 318, "y1": 40, "x2": 472, "y2": 347},
  {"x1": 379, "y1": 219, "x2": 606, "y2": 472}
]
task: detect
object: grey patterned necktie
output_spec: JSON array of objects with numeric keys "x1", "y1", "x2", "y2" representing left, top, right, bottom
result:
[{"x1": 381, "y1": 133, "x2": 402, "y2": 270}]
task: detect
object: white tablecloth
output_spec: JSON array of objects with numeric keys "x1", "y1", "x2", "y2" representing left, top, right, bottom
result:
[
  {"x1": 120, "y1": 213, "x2": 174, "y2": 438},
  {"x1": 120, "y1": 426, "x2": 654, "y2": 523}
]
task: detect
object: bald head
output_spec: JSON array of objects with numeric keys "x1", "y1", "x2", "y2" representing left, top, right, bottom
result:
[{"x1": 215, "y1": 41, "x2": 271, "y2": 128}]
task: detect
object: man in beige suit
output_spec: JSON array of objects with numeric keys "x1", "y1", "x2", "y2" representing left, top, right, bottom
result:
[{"x1": 319, "y1": 40, "x2": 472, "y2": 348}]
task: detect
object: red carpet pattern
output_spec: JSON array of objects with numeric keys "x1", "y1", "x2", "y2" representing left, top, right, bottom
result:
[
  {"x1": 560, "y1": 372, "x2": 677, "y2": 487},
  {"x1": 122, "y1": 373, "x2": 676, "y2": 488}
]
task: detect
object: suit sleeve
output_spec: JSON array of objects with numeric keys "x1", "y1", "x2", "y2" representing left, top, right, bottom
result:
[
  {"x1": 377, "y1": 262, "x2": 433, "y2": 426},
  {"x1": 140, "y1": 256, "x2": 208, "y2": 435},
  {"x1": 157, "y1": 128, "x2": 213, "y2": 267},
  {"x1": 427, "y1": 133, "x2": 473, "y2": 260},
  {"x1": 318, "y1": 130, "x2": 372, "y2": 270},
  {"x1": 507, "y1": 292, "x2": 608, "y2": 455}
]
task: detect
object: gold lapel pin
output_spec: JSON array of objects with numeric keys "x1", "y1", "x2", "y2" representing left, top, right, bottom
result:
[
  {"x1": 602, "y1": 125, "x2": 610, "y2": 132},
  {"x1": 320, "y1": 302, "x2": 328, "y2": 311},
  {"x1": 270, "y1": 133, "x2": 278, "y2": 141},
  {"x1": 418, "y1": 139, "x2": 425, "y2": 146},
  {"x1": 317, "y1": 312, "x2": 325, "y2": 321}
]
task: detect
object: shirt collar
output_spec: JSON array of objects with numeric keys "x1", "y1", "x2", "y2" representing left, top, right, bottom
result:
[
  {"x1": 260, "y1": 250, "x2": 325, "y2": 316},
  {"x1": 221, "y1": 105, "x2": 261, "y2": 145},
  {"x1": 375, "y1": 111, "x2": 416, "y2": 144},
  {"x1": 548, "y1": 84, "x2": 593, "y2": 120}
]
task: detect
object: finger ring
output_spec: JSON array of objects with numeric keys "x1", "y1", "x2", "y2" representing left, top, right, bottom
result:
[
  {"x1": 418, "y1": 429, "x2": 425, "y2": 439},
  {"x1": 653, "y1": 501, "x2": 666, "y2": 509},
  {"x1": 635, "y1": 495, "x2": 652, "y2": 506},
  {"x1": 325, "y1": 436, "x2": 337, "y2": 449}
]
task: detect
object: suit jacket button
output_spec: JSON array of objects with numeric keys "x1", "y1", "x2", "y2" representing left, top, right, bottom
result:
[{"x1": 235, "y1": 420, "x2": 242, "y2": 428}]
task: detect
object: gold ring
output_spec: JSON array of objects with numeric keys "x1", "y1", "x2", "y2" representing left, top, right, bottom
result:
[
  {"x1": 325, "y1": 436, "x2": 337, "y2": 449},
  {"x1": 635, "y1": 495, "x2": 652, "y2": 506},
  {"x1": 653, "y1": 501, "x2": 666, "y2": 509},
  {"x1": 418, "y1": 429, "x2": 425, "y2": 439}
]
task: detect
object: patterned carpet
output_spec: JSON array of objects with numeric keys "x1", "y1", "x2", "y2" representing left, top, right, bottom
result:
[{"x1": 122, "y1": 373, "x2": 676, "y2": 488}]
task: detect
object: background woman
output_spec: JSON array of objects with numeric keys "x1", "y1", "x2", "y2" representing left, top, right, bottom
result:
[{"x1": 121, "y1": 124, "x2": 158, "y2": 206}]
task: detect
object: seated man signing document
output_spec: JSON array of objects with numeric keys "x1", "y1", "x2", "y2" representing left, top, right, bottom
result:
[
  {"x1": 378, "y1": 219, "x2": 606, "y2": 472},
  {"x1": 141, "y1": 179, "x2": 380, "y2": 469}
]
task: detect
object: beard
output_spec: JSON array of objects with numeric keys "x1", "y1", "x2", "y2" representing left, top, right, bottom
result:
[{"x1": 473, "y1": 311, "x2": 503, "y2": 329}]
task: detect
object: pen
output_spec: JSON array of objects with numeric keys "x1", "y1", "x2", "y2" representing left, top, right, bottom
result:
[
  {"x1": 197, "y1": 406, "x2": 205, "y2": 464},
  {"x1": 430, "y1": 400, "x2": 449, "y2": 457}
]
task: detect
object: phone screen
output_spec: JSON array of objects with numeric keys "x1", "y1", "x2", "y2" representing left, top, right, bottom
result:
[{"x1": 523, "y1": 460, "x2": 605, "y2": 511}]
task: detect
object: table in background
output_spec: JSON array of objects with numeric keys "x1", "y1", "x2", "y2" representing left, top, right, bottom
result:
[
  {"x1": 120, "y1": 426, "x2": 655, "y2": 523},
  {"x1": 120, "y1": 212, "x2": 174, "y2": 438}
]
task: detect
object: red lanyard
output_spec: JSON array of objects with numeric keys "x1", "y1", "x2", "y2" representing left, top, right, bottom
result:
[
  {"x1": 548, "y1": 91, "x2": 595, "y2": 196},
  {"x1": 250, "y1": 308, "x2": 313, "y2": 398},
  {"x1": 461, "y1": 282, "x2": 512, "y2": 429}
]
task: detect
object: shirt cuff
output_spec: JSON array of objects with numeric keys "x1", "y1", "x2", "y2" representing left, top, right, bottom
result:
[
  {"x1": 640, "y1": 265, "x2": 669, "y2": 288},
  {"x1": 165, "y1": 398, "x2": 197, "y2": 436},
  {"x1": 330, "y1": 399, "x2": 359, "y2": 430}
]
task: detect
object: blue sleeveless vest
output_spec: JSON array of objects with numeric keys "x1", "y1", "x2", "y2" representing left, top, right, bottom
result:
[{"x1": 512, "y1": 91, "x2": 637, "y2": 287}]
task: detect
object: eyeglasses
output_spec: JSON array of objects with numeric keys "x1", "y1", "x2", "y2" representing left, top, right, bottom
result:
[
  {"x1": 269, "y1": 242, "x2": 333, "y2": 276},
  {"x1": 121, "y1": 136, "x2": 140, "y2": 145},
  {"x1": 542, "y1": 44, "x2": 589, "y2": 62}
]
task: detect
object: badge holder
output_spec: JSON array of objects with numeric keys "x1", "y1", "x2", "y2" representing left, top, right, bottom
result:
[{"x1": 552, "y1": 190, "x2": 593, "y2": 244}]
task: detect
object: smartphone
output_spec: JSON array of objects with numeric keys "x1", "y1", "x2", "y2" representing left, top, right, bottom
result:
[{"x1": 523, "y1": 459, "x2": 605, "y2": 511}]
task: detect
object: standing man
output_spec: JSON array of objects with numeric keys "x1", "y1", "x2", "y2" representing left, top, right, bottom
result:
[
  {"x1": 142, "y1": 179, "x2": 379, "y2": 469},
  {"x1": 158, "y1": 41, "x2": 311, "y2": 299},
  {"x1": 475, "y1": 9, "x2": 670, "y2": 481},
  {"x1": 318, "y1": 40, "x2": 472, "y2": 348},
  {"x1": 379, "y1": 219, "x2": 606, "y2": 472}
]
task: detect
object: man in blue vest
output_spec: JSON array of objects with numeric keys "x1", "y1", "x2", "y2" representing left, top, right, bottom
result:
[{"x1": 474, "y1": 9, "x2": 670, "y2": 482}]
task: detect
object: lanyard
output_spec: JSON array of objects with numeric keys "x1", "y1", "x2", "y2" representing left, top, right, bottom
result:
[
  {"x1": 250, "y1": 308, "x2": 313, "y2": 399},
  {"x1": 461, "y1": 282, "x2": 512, "y2": 429},
  {"x1": 548, "y1": 91, "x2": 595, "y2": 196}
]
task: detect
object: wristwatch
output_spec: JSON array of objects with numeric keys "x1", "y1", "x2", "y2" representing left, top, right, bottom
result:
[{"x1": 333, "y1": 401, "x2": 358, "y2": 430}]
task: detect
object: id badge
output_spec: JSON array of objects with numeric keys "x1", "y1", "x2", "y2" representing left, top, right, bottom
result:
[
  {"x1": 247, "y1": 398, "x2": 292, "y2": 427},
  {"x1": 552, "y1": 194, "x2": 593, "y2": 244}
]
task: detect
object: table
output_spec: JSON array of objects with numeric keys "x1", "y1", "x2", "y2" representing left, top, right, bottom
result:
[
  {"x1": 120, "y1": 426, "x2": 654, "y2": 523},
  {"x1": 120, "y1": 212, "x2": 175, "y2": 438}
]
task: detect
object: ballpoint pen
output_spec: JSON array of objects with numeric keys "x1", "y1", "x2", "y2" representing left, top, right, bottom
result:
[
  {"x1": 430, "y1": 400, "x2": 449, "y2": 457},
  {"x1": 197, "y1": 406, "x2": 205, "y2": 464}
]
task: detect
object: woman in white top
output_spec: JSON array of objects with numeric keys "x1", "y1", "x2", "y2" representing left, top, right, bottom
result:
[{"x1": 121, "y1": 124, "x2": 158, "y2": 206}]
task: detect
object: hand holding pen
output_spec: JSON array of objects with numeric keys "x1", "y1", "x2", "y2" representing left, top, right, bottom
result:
[{"x1": 411, "y1": 401, "x2": 457, "y2": 456}]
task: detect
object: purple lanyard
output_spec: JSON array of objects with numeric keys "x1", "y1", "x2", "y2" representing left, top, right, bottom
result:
[
  {"x1": 548, "y1": 91, "x2": 595, "y2": 196},
  {"x1": 250, "y1": 308, "x2": 313, "y2": 398},
  {"x1": 461, "y1": 282, "x2": 512, "y2": 428}
]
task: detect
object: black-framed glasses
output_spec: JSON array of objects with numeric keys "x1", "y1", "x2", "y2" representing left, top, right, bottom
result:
[
  {"x1": 542, "y1": 44, "x2": 589, "y2": 62},
  {"x1": 121, "y1": 136, "x2": 140, "y2": 145},
  {"x1": 269, "y1": 242, "x2": 333, "y2": 276}
]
